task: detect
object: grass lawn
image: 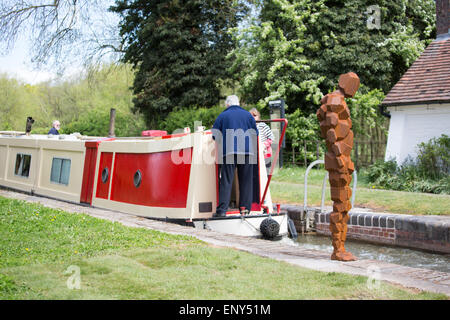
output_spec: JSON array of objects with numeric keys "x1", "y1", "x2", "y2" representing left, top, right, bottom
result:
[
  {"x1": 270, "y1": 166, "x2": 450, "y2": 216},
  {"x1": 0, "y1": 196, "x2": 446, "y2": 300}
]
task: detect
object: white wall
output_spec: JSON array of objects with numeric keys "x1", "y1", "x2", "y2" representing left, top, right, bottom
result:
[{"x1": 385, "y1": 103, "x2": 450, "y2": 165}]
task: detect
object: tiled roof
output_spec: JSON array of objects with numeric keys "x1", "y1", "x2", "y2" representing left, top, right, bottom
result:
[{"x1": 382, "y1": 36, "x2": 450, "y2": 106}]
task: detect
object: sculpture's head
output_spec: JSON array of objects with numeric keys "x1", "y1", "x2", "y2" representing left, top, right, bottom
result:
[{"x1": 338, "y1": 72, "x2": 360, "y2": 98}]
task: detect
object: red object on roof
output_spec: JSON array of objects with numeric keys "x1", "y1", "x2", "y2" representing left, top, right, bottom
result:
[
  {"x1": 382, "y1": 38, "x2": 450, "y2": 106},
  {"x1": 141, "y1": 130, "x2": 167, "y2": 137},
  {"x1": 84, "y1": 137, "x2": 115, "y2": 148}
]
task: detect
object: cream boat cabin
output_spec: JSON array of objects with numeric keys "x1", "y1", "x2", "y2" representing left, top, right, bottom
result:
[
  {"x1": 0, "y1": 126, "x2": 288, "y2": 238},
  {"x1": 0, "y1": 133, "x2": 85, "y2": 203}
]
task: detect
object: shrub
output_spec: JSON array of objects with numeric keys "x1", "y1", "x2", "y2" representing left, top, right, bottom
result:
[
  {"x1": 365, "y1": 159, "x2": 397, "y2": 183},
  {"x1": 364, "y1": 160, "x2": 449, "y2": 194},
  {"x1": 364, "y1": 136, "x2": 450, "y2": 194},
  {"x1": 416, "y1": 134, "x2": 450, "y2": 180},
  {"x1": 64, "y1": 108, "x2": 146, "y2": 137},
  {"x1": 161, "y1": 105, "x2": 224, "y2": 134},
  {"x1": 286, "y1": 109, "x2": 325, "y2": 165}
]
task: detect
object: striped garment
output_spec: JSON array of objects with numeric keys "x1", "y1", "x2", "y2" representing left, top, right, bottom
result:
[{"x1": 257, "y1": 122, "x2": 274, "y2": 144}]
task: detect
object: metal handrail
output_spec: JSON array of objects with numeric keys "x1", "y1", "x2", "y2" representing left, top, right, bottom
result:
[
  {"x1": 304, "y1": 160, "x2": 357, "y2": 213},
  {"x1": 258, "y1": 118, "x2": 288, "y2": 206},
  {"x1": 304, "y1": 160, "x2": 324, "y2": 209}
]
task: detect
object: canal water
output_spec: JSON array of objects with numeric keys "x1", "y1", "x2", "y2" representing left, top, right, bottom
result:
[{"x1": 281, "y1": 234, "x2": 450, "y2": 273}]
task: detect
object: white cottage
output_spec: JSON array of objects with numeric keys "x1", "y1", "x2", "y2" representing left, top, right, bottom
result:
[{"x1": 382, "y1": 0, "x2": 450, "y2": 165}]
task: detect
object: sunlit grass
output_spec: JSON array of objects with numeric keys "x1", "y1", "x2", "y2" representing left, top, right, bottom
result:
[
  {"x1": 1, "y1": 196, "x2": 446, "y2": 299},
  {"x1": 270, "y1": 166, "x2": 450, "y2": 215}
]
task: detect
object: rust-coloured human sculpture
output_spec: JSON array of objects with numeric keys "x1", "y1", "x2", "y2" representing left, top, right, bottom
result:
[{"x1": 316, "y1": 72, "x2": 360, "y2": 261}]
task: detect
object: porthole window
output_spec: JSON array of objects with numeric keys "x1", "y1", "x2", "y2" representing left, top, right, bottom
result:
[
  {"x1": 133, "y1": 170, "x2": 142, "y2": 188},
  {"x1": 50, "y1": 158, "x2": 71, "y2": 185},
  {"x1": 14, "y1": 154, "x2": 31, "y2": 178},
  {"x1": 101, "y1": 167, "x2": 109, "y2": 183}
]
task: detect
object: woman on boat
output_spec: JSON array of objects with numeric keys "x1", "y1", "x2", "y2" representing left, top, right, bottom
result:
[{"x1": 250, "y1": 108, "x2": 274, "y2": 170}]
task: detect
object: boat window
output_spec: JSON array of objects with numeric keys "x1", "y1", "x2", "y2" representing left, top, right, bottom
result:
[
  {"x1": 50, "y1": 158, "x2": 71, "y2": 185},
  {"x1": 133, "y1": 170, "x2": 142, "y2": 188},
  {"x1": 14, "y1": 154, "x2": 31, "y2": 177},
  {"x1": 101, "y1": 167, "x2": 109, "y2": 183}
]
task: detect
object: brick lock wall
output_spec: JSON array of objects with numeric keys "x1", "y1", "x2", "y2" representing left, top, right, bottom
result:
[
  {"x1": 314, "y1": 211, "x2": 450, "y2": 254},
  {"x1": 282, "y1": 204, "x2": 450, "y2": 254},
  {"x1": 315, "y1": 220, "x2": 396, "y2": 246}
]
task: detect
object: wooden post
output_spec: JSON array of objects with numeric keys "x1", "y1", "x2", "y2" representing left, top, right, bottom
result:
[{"x1": 108, "y1": 108, "x2": 116, "y2": 137}]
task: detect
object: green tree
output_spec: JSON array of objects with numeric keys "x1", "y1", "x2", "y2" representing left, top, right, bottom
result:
[
  {"x1": 0, "y1": 75, "x2": 40, "y2": 131},
  {"x1": 286, "y1": 109, "x2": 323, "y2": 164},
  {"x1": 346, "y1": 86, "x2": 387, "y2": 139},
  {"x1": 229, "y1": 0, "x2": 326, "y2": 113},
  {"x1": 0, "y1": 64, "x2": 146, "y2": 137},
  {"x1": 53, "y1": 63, "x2": 146, "y2": 136},
  {"x1": 230, "y1": 0, "x2": 435, "y2": 114},
  {"x1": 111, "y1": 0, "x2": 249, "y2": 126},
  {"x1": 161, "y1": 105, "x2": 225, "y2": 134}
]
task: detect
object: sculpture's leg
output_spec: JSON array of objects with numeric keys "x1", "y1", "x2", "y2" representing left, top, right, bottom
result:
[
  {"x1": 329, "y1": 181, "x2": 356, "y2": 262},
  {"x1": 340, "y1": 213, "x2": 356, "y2": 261},
  {"x1": 329, "y1": 212, "x2": 356, "y2": 261},
  {"x1": 329, "y1": 211, "x2": 343, "y2": 259}
]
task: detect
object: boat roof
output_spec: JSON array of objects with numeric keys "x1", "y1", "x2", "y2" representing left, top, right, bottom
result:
[{"x1": 0, "y1": 131, "x2": 207, "y2": 143}]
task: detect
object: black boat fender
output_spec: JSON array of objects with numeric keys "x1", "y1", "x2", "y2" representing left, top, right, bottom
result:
[
  {"x1": 260, "y1": 217, "x2": 280, "y2": 239},
  {"x1": 287, "y1": 217, "x2": 298, "y2": 239}
]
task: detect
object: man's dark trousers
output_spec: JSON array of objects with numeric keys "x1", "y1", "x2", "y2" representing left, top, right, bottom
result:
[{"x1": 216, "y1": 154, "x2": 254, "y2": 215}]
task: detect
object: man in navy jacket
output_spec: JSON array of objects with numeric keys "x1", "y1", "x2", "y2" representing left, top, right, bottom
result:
[
  {"x1": 212, "y1": 95, "x2": 258, "y2": 217},
  {"x1": 48, "y1": 120, "x2": 60, "y2": 135}
]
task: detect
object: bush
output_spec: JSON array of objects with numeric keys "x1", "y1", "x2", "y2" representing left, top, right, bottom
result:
[
  {"x1": 285, "y1": 109, "x2": 325, "y2": 165},
  {"x1": 64, "y1": 108, "x2": 146, "y2": 137},
  {"x1": 161, "y1": 105, "x2": 224, "y2": 134},
  {"x1": 416, "y1": 134, "x2": 450, "y2": 180},
  {"x1": 364, "y1": 159, "x2": 449, "y2": 194},
  {"x1": 364, "y1": 159, "x2": 397, "y2": 183},
  {"x1": 347, "y1": 87, "x2": 387, "y2": 138},
  {"x1": 364, "y1": 135, "x2": 450, "y2": 194}
]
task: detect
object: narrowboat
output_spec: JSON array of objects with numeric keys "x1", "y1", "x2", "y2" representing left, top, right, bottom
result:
[{"x1": 0, "y1": 120, "x2": 288, "y2": 238}]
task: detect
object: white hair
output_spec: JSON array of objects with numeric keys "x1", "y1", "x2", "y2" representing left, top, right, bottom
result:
[
  {"x1": 52, "y1": 120, "x2": 60, "y2": 127},
  {"x1": 225, "y1": 95, "x2": 239, "y2": 107}
]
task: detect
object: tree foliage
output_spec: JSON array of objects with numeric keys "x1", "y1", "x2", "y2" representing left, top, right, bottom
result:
[
  {"x1": 111, "y1": 0, "x2": 249, "y2": 126},
  {"x1": 61, "y1": 64, "x2": 147, "y2": 136},
  {"x1": 0, "y1": 64, "x2": 145, "y2": 137},
  {"x1": 346, "y1": 86, "x2": 386, "y2": 139},
  {"x1": 230, "y1": 0, "x2": 326, "y2": 112},
  {"x1": 285, "y1": 109, "x2": 323, "y2": 163},
  {"x1": 285, "y1": 87, "x2": 386, "y2": 165},
  {"x1": 286, "y1": 110, "x2": 320, "y2": 148},
  {"x1": 0, "y1": 75, "x2": 38, "y2": 131},
  {"x1": 230, "y1": 0, "x2": 435, "y2": 114},
  {"x1": 161, "y1": 105, "x2": 225, "y2": 134}
]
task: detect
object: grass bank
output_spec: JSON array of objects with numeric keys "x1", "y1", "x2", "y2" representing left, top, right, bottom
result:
[
  {"x1": 270, "y1": 166, "x2": 450, "y2": 216},
  {"x1": 0, "y1": 196, "x2": 445, "y2": 299}
]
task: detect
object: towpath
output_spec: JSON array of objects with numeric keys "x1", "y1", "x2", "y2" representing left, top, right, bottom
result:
[{"x1": 1, "y1": 188, "x2": 449, "y2": 297}]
